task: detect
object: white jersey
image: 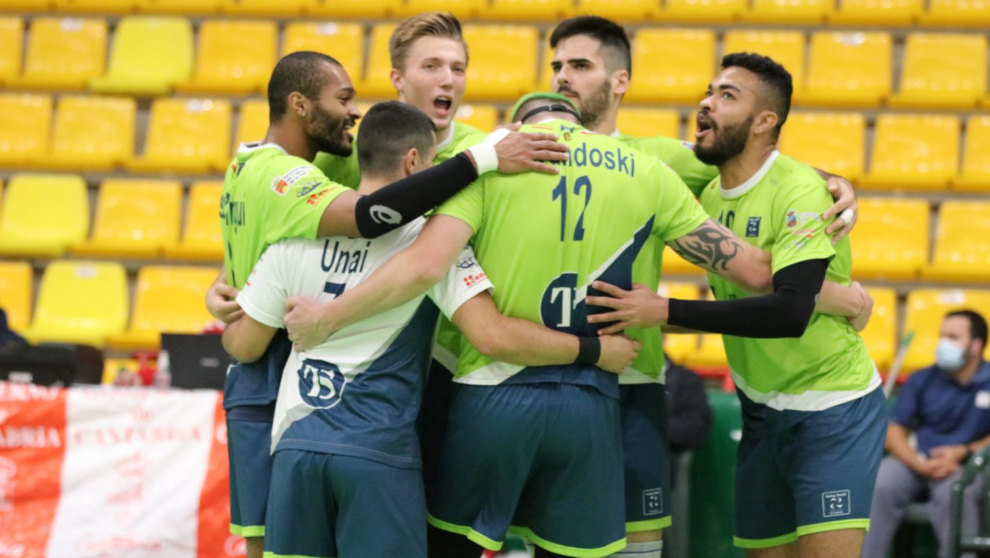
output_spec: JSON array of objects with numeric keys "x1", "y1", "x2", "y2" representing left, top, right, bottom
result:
[{"x1": 236, "y1": 218, "x2": 492, "y2": 469}]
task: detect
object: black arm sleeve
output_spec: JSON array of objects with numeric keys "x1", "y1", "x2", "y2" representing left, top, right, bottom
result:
[
  {"x1": 666, "y1": 259, "x2": 829, "y2": 338},
  {"x1": 354, "y1": 151, "x2": 478, "y2": 238}
]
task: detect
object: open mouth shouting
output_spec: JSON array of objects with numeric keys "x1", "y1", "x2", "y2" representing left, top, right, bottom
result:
[
  {"x1": 433, "y1": 96, "x2": 454, "y2": 118},
  {"x1": 696, "y1": 111, "x2": 715, "y2": 141}
]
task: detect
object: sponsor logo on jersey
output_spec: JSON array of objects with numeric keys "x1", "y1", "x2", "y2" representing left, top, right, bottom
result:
[
  {"x1": 296, "y1": 180, "x2": 322, "y2": 197},
  {"x1": 455, "y1": 255, "x2": 478, "y2": 270},
  {"x1": 746, "y1": 216, "x2": 761, "y2": 237},
  {"x1": 306, "y1": 189, "x2": 330, "y2": 206},
  {"x1": 642, "y1": 488, "x2": 664, "y2": 516},
  {"x1": 462, "y1": 272, "x2": 488, "y2": 288},
  {"x1": 786, "y1": 209, "x2": 797, "y2": 228},
  {"x1": 822, "y1": 489, "x2": 851, "y2": 517},
  {"x1": 270, "y1": 165, "x2": 311, "y2": 195}
]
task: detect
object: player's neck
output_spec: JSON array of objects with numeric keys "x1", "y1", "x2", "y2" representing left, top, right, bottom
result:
[
  {"x1": 718, "y1": 143, "x2": 776, "y2": 190},
  {"x1": 264, "y1": 124, "x2": 315, "y2": 161},
  {"x1": 357, "y1": 175, "x2": 401, "y2": 196},
  {"x1": 434, "y1": 124, "x2": 454, "y2": 148},
  {"x1": 589, "y1": 105, "x2": 620, "y2": 136}
]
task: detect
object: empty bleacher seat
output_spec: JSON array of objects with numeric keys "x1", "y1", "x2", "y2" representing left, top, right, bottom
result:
[
  {"x1": 849, "y1": 198, "x2": 929, "y2": 281},
  {"x1": 663, "y1": 0, "x2": 744, "y2": 22},
  {"x1": 10, "y1": 17, "x2": 106, "y2": 90},
  {"x1": 0, "y1": 0, "x2": 52, "y2": 10},
  {"x1": 954, "y1": 115, "x2": 990, "y2": 192},
  {"x1": 164, "y1": 180, "x2": 224, "y2": 262},
  {"x1": 128, "y1": 98, "x2": 232, "y2": 174},
  {"x1": 138, "y1": 0, "x2": 223, "y2": 14},
  {"x1": 236, "y1": 99, "x2": 269, "y2": 147},
  {"x1": 23, "y1": 260, "x2": 128, "y2": 348},
  {"x1": 831, "y1": 0, "x2": 921, "y2": 25},
  {"x1": 307, "y1": 0, "x2": 392, "y2": 18},
  {"x1": 722, "y1": 30, "x2": 805, "y2": 87},
  {"x1": 921, "y1": 0, "x2": 990, "y2": 27},
  {"x1": 90, "y1": 16, "x2": 193, "y2": 96},
  {"x1": 0, "y1": 261, "x2": 32, "y2": 333},
  {"x1": 860, "y1": 114, "x2": 959, "y2": 191},
  {"x1": 462, "y1": 25, "x2": 539, "y2": 102},
  {"x1": 455, "y1": 104, "x2": 498, "y2": 132},
  {"x1": 398, "y1": 0, "x2": 483, "y2": 19},
  {"x1": 625, "y1": 29, "x2": 716, "y2": 104},
  {"x1": 744, "y1": 0, "x2": 833, "y2": 24},
  {"x1": 73, "y1": 179, "x2": 182, "y2": 259},
  {"x1": 483, "y1": 0, "x2": 571, "y2": 20},
  {"x1": 46, "y1": 95, "x2": 136, "y2": 171},
  {"x1": 222, "y1": 0, "x2": 307, "y2": 16},
  {"x1": 902, "y1": 289, "x2": 990, "y2": 372},
  {"x1": 861, "y1": 287, "x2": 897, "y2": 372},
  {"x1": 54, "y1": 0, "x2": 138, "y2": 13},
  {"x1": 175, "y1": 20, "x2": 276, "y2": 95},
  {"x1": 658, "y1": 282, "x2": 701, "y2": 364},
  {"x1": 0, "y1": 17, "x2": 22, "y2": 86},
  {"x1": 107, "y1": 265, "x2": 219, "y2": 349},
  {"x1": 616, "y1": 108, "x2": 680, "y2": 139},
  {"x1": 795, "y1": 31, "x2": 891, "y2": 108},
  {"x1": 577, "y1": 0, "x2": 660, "y2": 20},
  {"x1": 888, "y1": 33, "x2": 986, "y2": 109},
  {"x1": 0, "y1": 93, "x2": 52, "y2": 168},
  {"x1": 921, "y1": 201, "x2": 990, "y2": 284},
  {"x1": 282, "y1": 22, "x2": 363, "y2": 74},
  {"x1": 0, "y1": 174, "x2": 89, "y2": 258},
  {"x1": 661, "y1": 245, "x2": 706, "y2": 277},
  {"x1": 360, "y1": 23, "x2": 397, "y2": 98},
  {"x1": 778, "y1": 112, "x2": 865, "y2": 181}
]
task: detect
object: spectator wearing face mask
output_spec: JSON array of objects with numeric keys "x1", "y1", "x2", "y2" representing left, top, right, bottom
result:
[{"x1": 862, "y1": 309, "x2": 990, "y2": 558}]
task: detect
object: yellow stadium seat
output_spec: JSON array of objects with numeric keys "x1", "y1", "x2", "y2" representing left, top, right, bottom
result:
[
  {"x1": 661, "y1": 245, "x2": 706, "y2": 277},
  {"x1": 9, "y1": 18, "x2": 106, "y2": 90},
  {"x1": 0, "y1": 174, "x2": 88, "y2": 258},
  {"x1": 24, "y1": 260, "x2": 128, "y2": 348},
  {"x1": 860, "y1": 114, "x2": 959, "y2": 191},
  {"x1": 397, "y1": 0, "x2": 483, "y2": 19},
  {"x1": 887, "y1": 33, "x2": 986, "y2": 110},
  {"x1": 483, "y1": 0, "x2": 571, "y2": 20},
  {"x1": 831, "y1": 0, "x2": 921, "y2": 25},
  {"x1": 0, "y1": 17, "x2": 22, "y2": 86},
  {"x1": 462, "y1": 25, "x2": 539, "y2": 102},
  {"x1": 921, "y1": 201, "x2": 990, "y2": 284},
  {"x1": 72, "y1": 179, "x2": 182, "y2": 259},
  {"x1": 223, "y1": 0, "x2": 307, "y2": 15},
  {"x1": 663, "y1": 0, "x2": 745, "y2": 22},
  {"x1": 138, "y1": 0, "x2": 223, "y2": 14},
  {"x1": 0, "y1": 94, "x2": 52, "y2": 168},
  {"x1": 723, "y1": 30, "x2": 805, "y2": 87},
  {"x1": 0, "y1": 0, "x2": 52, "y2": 10},
  {"x1": 164, "y1": 181, "x2": 224, "y2": 262},
  {"x1": 658, "y1": 282, "x2": 701, "y2": 364},
  {"x1": 46, "y1": 96, "x2": 135, "y2": 172},
  {"x1": 90, "y1": 16, "x2": 192, "y2": 96},
  {"x1": 360, "y1": 23, "x2": 398, "y2": 98},
  {"x1": 795, "y1": 32, "x2": 891, "y2": 108},
  {"x1": 954, "y1": 115, "x2": 990, "y2": 192},
  {"x1": 236, "y1": 99, "x2": 269, "y2": 147},
  {"x1": 687, "y1": 334, "x2": 730, "y2": 369},
  {"x1": 921, "y1": 0, "x2": 990, "y2": 27},
  {"x1": 902, "y1": 289, "x2": 990, "y2": 372},
  {"x1": 282, "y1": 22, "x2": 363, "y2": 75},
  {"x1": 54, "y1": 0, "x2": 137, "y2": 13},
  {"x1": 128, "y1": 98, "x2": 232, "y2": 174},
  {"x1": 175, "y1": 20, "x2": 276, "y2": 96},
  {"x1": 777, "y1": 112, "x2": 865, "y2": 181},
  {"x1": 744, "y1": 0, "x2": 832, "y2": 23},
  {"x1": 848, "y1": 198, "x2": 929, "y2": 281},
  {"x1": 307, "y1": 0, "x2": 393, "y2": 17},
  {"x1": 861, "y1": 287, "x2": 897, "y2": 372},
  {"x1": 455, "y1": 104, "x2": 498, "y2": 132},
  {"x1": 625, "y1": 29, "x2": 715, "y2": 105},
  {"x1": 616, "y1": 108, "x2": 680, "y2": 139},
  {"x1": 0, "y1": 261, "x2": 32, "y2": 333},
  {"x1": 578, "y1": 0, "x2": 660, "y2": 21},
  {"x1": 107, "y1": 265, "x2": 219, "y2": 350}
]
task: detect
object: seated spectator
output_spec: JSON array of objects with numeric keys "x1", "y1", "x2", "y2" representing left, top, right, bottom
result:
[{"x1": 862, "y1": 310, "x2": 990, "y2": 558}]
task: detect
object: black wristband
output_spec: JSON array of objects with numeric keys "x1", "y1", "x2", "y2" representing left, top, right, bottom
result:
[{"x1": 575, "y1": 336, "x2": 601, "y2": 365}]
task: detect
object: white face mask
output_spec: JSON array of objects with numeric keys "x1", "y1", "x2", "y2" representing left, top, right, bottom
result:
[{"x1": 935, "y1": 338, "x2": 967, "y2": 371}]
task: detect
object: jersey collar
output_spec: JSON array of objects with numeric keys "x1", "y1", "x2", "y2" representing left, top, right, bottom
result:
[
  {"x1": 237, "y1": 141, "x2": 288, "y2": 156},
  {"x1": 719, "y1": 150, "x2": 779, "y2": 199},
  {"x1": 435, "y1": 121, "x2": 457, "y2": 153}
]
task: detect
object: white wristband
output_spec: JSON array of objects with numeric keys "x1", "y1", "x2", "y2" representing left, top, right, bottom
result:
[{"x1": 466, "y1": 128, "x2": 510, "y2": 175}]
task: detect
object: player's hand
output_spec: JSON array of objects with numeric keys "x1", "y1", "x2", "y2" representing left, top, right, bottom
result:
[
  {"x1": 822, "y1": 176, "x2": 857, "y2": 244},
  {"x1": 284, "y1": 296, "x2": 333, "y2": 350},
  {"x1": 206, "y1": 281, "x2": 243, "y2": 324},
  {"x1": 931, "y1": 444, "x2": 971, "y2": 464},
  {"x1": 928, "y1": 456, "x2": 961, "y2": 480},
  {"x1": 494, "y1": 128, "x2": 569, "y2": 175},
  {"x1": 586, "y1": 282, "x2": 668, "y2": 335},
  {"x1": 847, "y1": 281, "x2": 874, "y2": 332},
  {"x1": 596, "y1": 334, "x2": 640, "y2": 374}
]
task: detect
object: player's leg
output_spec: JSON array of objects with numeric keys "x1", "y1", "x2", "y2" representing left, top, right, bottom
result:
[
  {"x1": 264, "y1": 449, "x2": 338, "y2": 558},
  {"x1": 428, "y1": 524, "x2": 485, "y2": 558},
  {"x1": 797, "y1": 529, "x2": 864, "y2": 558},
  {"x1": 860, "y1": 456, "x2": 927, "y2": 558},
  {"x1": 746, "y1": 543, "x2": 799, "y2": 558},
  {"x1": 226, "y1": 406, "x2": 276, "y2": 558}
]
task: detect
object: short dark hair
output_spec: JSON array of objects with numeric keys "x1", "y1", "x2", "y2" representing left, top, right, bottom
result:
[
  {"x1": 268, "y1": 51, "x2": 342, "y2": 122},
  {"x1": 947, "y1": 309, "x2": 989, "y2": 348},
  {"x1": 549, "y1": 16, "x2": 631, "y2": 77},
  {"x1": 356, "y1": 101, "x2": 436, "y2": 177},
  {"x1": 721, "y1": 52, "x2": 792, "y2": 137}
]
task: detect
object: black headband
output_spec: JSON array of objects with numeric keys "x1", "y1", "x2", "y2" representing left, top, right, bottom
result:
[{"x1": 519, "y1": 103, "x2": 581, "y2": 124}]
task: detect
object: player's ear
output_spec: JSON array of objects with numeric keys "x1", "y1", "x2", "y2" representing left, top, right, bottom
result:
[
  {"x1": 390, "y1": 68, "x2": 404, "y2": 96},
  {"x1": 611, "y1": 68, "x2": 630, "y2": 97},
  {"x1": 288, "y1": 92, "x2": 310, "y2": 119},
  {"x1": 753, "y1": 110, "x2": 779, "y2": 136},
  {"x1": 403, "y1": 147, "x2": 420, "y2": 176}
]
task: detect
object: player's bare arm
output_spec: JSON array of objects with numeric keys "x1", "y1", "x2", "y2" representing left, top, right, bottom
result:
[
  {"x1": 668, "y1": 218, "x2": 773, "y2": 292},
  {"x1": 205, "y1": 266, "x2": 244, "y2": 324},
  {"x1": 222, "y1": 314, "x2": 278, "y2": 363}
]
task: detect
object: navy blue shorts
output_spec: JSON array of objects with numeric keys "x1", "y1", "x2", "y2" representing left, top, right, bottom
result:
[
  {"x1": 264, "y1": 450, "x2": 427, "y2": 558},
  {"x1": 619, "y1": 383, "x2": 672, "y2": 532},
  {"x1": 427, "y1": 382, "x2": 626, "y2": 557},
  {"x1": 226, "y1": 405, "x2": 275, "y2": 538},
  {"x1": 734, "y1": 387, "x2": 886, "y2": 548}
]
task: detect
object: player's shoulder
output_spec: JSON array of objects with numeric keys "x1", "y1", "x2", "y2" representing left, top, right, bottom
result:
[{"x1": 769, "y1": 152, "x2": 826, "y2": 189}]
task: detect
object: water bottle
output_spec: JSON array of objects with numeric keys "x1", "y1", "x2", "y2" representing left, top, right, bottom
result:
[{"x1": 154, "y1": 349, "x2": 172, "y2": 390}]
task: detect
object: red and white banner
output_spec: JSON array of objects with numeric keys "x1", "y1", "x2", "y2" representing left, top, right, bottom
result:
[{"x1": 0, "y1": 383, "x2": 245, "y2": 558}]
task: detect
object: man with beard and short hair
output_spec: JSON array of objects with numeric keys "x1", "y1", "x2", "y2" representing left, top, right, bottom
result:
[
  {"x1": 587, "y1": 53, "x2": 884, "y2": 558},
  {"x1": 209, "y1": 51, "x2": 568, "y2": 558}
]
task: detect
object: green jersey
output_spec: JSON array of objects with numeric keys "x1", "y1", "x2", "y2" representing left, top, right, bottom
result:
[
  {"x1": 436, "y1": 120, "x2": 486, "y2": 162},
  {"x1": 616, "y1": 134, "x2": 717, "y2": 198},
  {"x1": 700, "y1": 151, "x2": 878, "y2": 411},
  {"x1": 436, "y1": 119, "x2": 709, "y2": 390},
  {"x1": 221, "y1": 143, "x2": 348, "y2": 289},
  {"x1": 312, "y1": 143, "x2": 361, "y2": 190}
]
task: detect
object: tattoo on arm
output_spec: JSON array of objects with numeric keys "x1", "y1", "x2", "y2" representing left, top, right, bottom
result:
[{"x1": 670, "y1": 223, "x2": 744, "y2": 272}]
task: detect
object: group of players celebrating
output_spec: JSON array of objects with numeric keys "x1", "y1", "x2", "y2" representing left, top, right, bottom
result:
[{"x1": 207, "y1": 12, "x2": 881, "y2": 558}]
